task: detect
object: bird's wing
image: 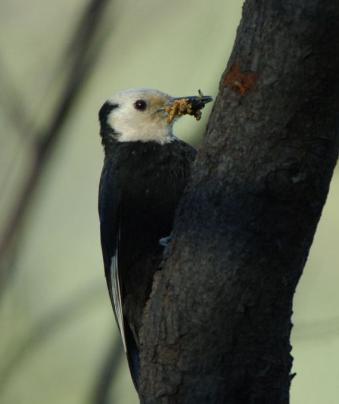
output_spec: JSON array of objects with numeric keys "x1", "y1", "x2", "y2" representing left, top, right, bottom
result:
[{"x1": 98, "y1": 161, "x2": 126, "y2": 351}]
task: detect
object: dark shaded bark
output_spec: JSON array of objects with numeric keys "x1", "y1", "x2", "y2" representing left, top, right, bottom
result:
[{"x1": 139, "y1": 1, "x2": 339, "y2": 403}]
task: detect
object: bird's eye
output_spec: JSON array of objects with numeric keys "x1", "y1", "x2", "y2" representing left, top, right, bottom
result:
[{"x1": 134, "y1": 99, "x2": 147, "y2": 111}]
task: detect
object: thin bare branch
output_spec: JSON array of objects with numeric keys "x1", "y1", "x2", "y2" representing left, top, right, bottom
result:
[
  {"x1": 0, "y1": 283, "x2": 102, "y2": 390},
  {"x1": 0, "y1": 0, "x2": 111, "y2": 280},
  {"x1": 0, "y1": 54, "x2": 34, "y2": 139}
]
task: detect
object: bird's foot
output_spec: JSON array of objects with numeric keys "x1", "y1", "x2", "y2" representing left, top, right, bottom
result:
[{"x1": 159, "y1": 235, "x2": 172, "y2": 247}]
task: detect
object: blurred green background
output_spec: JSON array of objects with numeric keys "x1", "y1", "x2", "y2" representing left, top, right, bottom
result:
[{"x1": 0, "y1": 1, "x2": 338, "y2": 403}]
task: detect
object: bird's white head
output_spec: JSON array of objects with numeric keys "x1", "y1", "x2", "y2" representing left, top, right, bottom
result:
[{"x1": 99, "y1": 88, "x2": 212, "y2": 145}]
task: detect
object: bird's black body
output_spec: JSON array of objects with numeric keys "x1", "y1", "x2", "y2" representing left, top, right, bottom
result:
[
  {"x1": 97, "y1": 88, "x2": 211, "y2": 391},
  {"x1": 99, "y1": 137, "x2": 195, "y2": 387}
]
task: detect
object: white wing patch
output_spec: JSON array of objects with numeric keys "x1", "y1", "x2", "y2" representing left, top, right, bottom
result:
[{"x1": 110, "y1": 236, "x2": 126, "y2": 352}]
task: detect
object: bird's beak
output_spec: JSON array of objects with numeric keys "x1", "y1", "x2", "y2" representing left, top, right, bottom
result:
[
  {"x1": 164, "y1": 92, "x2": 213, "y2": 123},
  {"x1": 169, "y1": 95, "x2": 213, "y2": 109}
]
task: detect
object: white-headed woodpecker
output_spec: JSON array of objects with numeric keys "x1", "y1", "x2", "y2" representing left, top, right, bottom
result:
[{"x1": 98, "y1": 88, "x2": 212, "y2": 390}]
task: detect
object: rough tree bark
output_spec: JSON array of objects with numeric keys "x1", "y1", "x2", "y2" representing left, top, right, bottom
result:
[{"x1": 139, "y1": 1, "x2": 339, "y2": 403}]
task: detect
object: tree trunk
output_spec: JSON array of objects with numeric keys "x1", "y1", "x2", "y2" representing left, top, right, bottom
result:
[{"x1": 140, "y1": 1, "x2": 339, "y2": 403}]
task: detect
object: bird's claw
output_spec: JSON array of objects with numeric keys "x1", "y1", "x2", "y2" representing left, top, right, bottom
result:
[{"x1": 159, "y1": 235, "x2": 172, "y2": 247}]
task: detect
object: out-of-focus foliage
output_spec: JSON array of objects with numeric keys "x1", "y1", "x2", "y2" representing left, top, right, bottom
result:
[{"x1": 0, "y1": 1, "x2": 338, "y2": 403}]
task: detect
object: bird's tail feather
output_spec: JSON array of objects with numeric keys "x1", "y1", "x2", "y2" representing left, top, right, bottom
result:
[{"x1": 125, "y1": 322, "x2": 140, "y2": 392}]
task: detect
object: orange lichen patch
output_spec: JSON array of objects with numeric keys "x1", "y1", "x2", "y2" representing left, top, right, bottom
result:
[
  {"x1": 165, "y1": 99, "x2": 202, "y2": 124},
  {"x1": 223, "y1": 63, "x2": 257, "y2": 95}
]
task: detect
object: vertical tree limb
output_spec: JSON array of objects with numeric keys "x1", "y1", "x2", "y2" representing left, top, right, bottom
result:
[{"x1": 140, "y1": 1, "x2": 339, "y2": 402}]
